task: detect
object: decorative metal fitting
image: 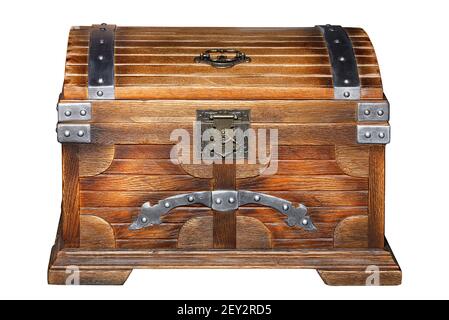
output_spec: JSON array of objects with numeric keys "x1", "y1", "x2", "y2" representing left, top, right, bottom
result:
[{"x1": 129, "y1": 190, "x2": 316, "y2": 231}]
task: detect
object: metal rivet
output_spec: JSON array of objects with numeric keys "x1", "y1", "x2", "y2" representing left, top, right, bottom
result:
[
  {"x1": 141, "y1": 217, "x2": 148, "y2": 223},
  {"x1": 282, "y1": 204, "x2": 289, "y2": 211},
  {"x1": 164, "y1": 202, "x2": 170, "y2": 208},
  {"x1": 378, "y1": 132, "x2": 385, "y2": 139},
  {"x1": 343, "y1": 91, "x2": 351, "y2": 98},
  {"x1": 215, "y1": 198, "x2": 222, "y2": 205},
  {"x1": 98, "y1": 55, "x2": 104, "y2": 61},
  {"x1": 364, "y1": 109, "x2": 371, "y2": 115},
  {"x1": 228, "y1": 197, "x2": 235, "y2": 204},
  {"x1": 344, "y1": 79, "x2": 350, "y2": 84},
  {"x1": 339, "y1": 56, "x2": 346, "y2": 62},
  {"x1": 100, "y1": 27, "x2": 106, "y2": 31},
  {"x1": 188, "y1": 196, "x2": 194, "y2": 202},
  {"x1": 63, "y1": 130, "x2": 71, "y2": 137},
  {"x1": 98, "y1": 78, "x2": 104, "y2": 84},
  {"x1": 80, "y1": 110, "x2": 87, "y2": 116},
  {"x1": 329, "y1": 28, "x2": 335, "y2": 32},
  {"x1": 334, "y1": 39, "x2": 340, "y2": 44},
  {"x1": 97, "y1": 91, "x2": 104, "y2": 97},
  {"x1": 64, "y1": 110, "x2": 72, "y2": 117},
  {"x1": 254, "y1": 195, "x2": 261, "y2": 202},
  {"x1": 377, "y1": 110, "x2": 384, "y2": 116},
  {"x1": 302, "y1": 219, "x2": 308, "y2": 225},
  {"x1": 99, "y1": 39, "x2": 105, "y2": 45},
  {"x1": 77, "y1": 130, "x2": 85, "y2": 137},
  {"x1": 364, "y1": 132, "x2": 372, "y2": 138}
]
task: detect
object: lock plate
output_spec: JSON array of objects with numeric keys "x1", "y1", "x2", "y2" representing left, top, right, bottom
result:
[{"x1": 197, "y1": 110, "x2": 250, "y2": 160}]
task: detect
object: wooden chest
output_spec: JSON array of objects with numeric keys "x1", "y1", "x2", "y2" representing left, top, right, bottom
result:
[{"x1": 48, "y1": 24, "x2": 401, "y2": 286}]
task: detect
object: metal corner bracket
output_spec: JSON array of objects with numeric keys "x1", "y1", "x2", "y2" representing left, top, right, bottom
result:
[
  {"x1": 357, "y1": 125, "x2": 390, "y2": 144},
  {"x1": 57, "y1": 102, "x2": 92, "y2": 121},
  {"x1": 57, "y1": 124, "x2": 91, "y2": 143},
  {"x1": 358, "y1": 101, "x2": 390, "y2": 121}
]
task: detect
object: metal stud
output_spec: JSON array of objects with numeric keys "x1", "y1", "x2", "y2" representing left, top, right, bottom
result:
[
  {"x1": 141, "y1": 216, "x2": 148, "y2": 223},
  {"x1": 302, "y1": 219, "x2": 308, "y2": 226},
  {"x1": 254, "y1": 195, "x2": 261, "y2": 202},
  {"x1": 344, "y1": 79, "x2": 350, "y2": 84},
  {"x1": 164, "y1": 202, "x2": 170, "y2": 208},
  {"x1": 378, "y1": 132, "x2": 385, "y2": 139},
  {"x1": 228, "y1": 197, "x2": 235, "y2": 204},
  {"x1": 215, "y1": 198, "x2": 222, "y2": 205},
  {"x1": 364, "y1": 132, "x2": 372, "y2": 138},
  {"x1": 63, "y1": 130, "x2": 71, "y2": 137},
  {"x1": 334, "y1": 39, "x2": 340, "y2": 44},
  {"x1": 64, "y1": 110, "x2": 72, "y2": 117},
  {"x1": 97, "y1": 91, "x2": 104, "y2": 97},
  {"x1": 98, "y1": 78, "x2": 104, "y2": 84},
  {"x1": 343, "y1": 91, "x2": 351, "y2": 98},
  {"x1": 282, "y1": 204, "x2": 289, "y2": 211},
  {"x1": 364, "y1": 109, "x2": 371, "y2": 116},
  {"x1": 98, "y1": 55, "x2": 104, "y2": 61},
  {"x1": 99, "y1": 39, "x2": 105, "y2": 45},
  {"x1": 77, "y1": 130, "x2": 85, "y2": 137},
  {"x1": 339, "y1": 56, "x2": 346, "y2": 62},
  {"x1": 188, "y1": 196, "x2": 194, "y2": 202},
  {"x1": 80, "y1": 109, "x2": 87, "y2": 116},
  {"x1": 377, "y1": 110, "x2": 384, "y2": 116}
]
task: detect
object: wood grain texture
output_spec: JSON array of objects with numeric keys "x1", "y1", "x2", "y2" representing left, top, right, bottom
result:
[
  {"x1": 48, "y1": 269, "x2": 132, "y2": 285},
  {"x1": 369, "y1": 146, "x2": 385, "y2": 248},
  {"x1": 79, "y1": 145, "x2": 115, "y2": 177},
  {"x1": 63, "y1": 26, "x2": 383, "y2": 100},
  {"x1": 335, "y1": 145, "x2": 369, "y2": 177},
  {"x1": 61, "y1": 145, "x2": 80, "y2": 248},
  {"x1": 79, "y1": 215, "x2": 116, "y2": 249},
  {"x1": 212, "y1": 164, "x2": 236, "y2": 249},
  {"x1": 334, "y1": 215, "x2": 368, "y2": 248},
  {"x1": 317, "y1": 270, "x2": 401, "y2": 286}
]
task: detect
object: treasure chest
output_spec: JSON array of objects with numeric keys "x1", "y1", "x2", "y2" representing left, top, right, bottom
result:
[{"x1": 48, "y1": 24, "x2": 401, "y2": 285}]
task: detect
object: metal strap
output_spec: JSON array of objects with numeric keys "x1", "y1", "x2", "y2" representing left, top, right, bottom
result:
[
  {"x1": 317, "y1": 25, "x2": 361, "y2": 100},
  {"x1": 88, "y1": 24, "x2": 116, "y2": 99}
]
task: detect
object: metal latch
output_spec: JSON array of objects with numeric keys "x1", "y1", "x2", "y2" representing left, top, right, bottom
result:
[{"x1": 197, "y1": 110, "x2": 250, "y2": 159}]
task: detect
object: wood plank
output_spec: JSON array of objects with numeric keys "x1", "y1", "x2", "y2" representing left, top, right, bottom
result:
[
  {"x1": 113, "y1": 223, "x2": 182, "y2": 239},
  {"x1": 368, "y1": 146, "x2": 385, "y2": 248},
  {"x1": 272, "y1": 239, "x2": 333, "y2": 249},
  {"x1": 212, "y1": 164, "x2": 236, "y2": 249},
  {"x1": 80, "y1": 190, "x2": 368, "y2": 208},
  {"x1": 82, "y1": 123, "x2": 359, "y2": 145},
  {"x1": 61, "y1": 145, "x2": 80, "y2": 248},
  {"x1": 80, "y1": 174, "x2": 211, "y2": 191},
  {"x1": 237, "y1": 175, "x2": 368, "y2": 191},
  {"x1": 116, "y1": 239, "x2": 177, "y2": 249}
]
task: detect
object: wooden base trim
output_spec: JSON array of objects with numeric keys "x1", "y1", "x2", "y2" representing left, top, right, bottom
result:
[{"x1": 48, "y1": 241, "x2": 401, "y2": 286}]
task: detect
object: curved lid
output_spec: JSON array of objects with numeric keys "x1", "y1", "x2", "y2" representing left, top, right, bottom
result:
[{"x1": 62, "y1": 26, "x2": 383, "y2": 100}]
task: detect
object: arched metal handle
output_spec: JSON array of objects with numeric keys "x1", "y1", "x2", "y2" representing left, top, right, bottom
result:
[
  {"x1": 129, "y1": 190, "x2": 316, "y2": 231},
  {"x1": 194, "y1": 49, "x2": 251, "y2": 68}
]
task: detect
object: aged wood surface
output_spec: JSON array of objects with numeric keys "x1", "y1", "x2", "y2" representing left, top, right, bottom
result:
[
  {"x1": 334, "y1": 215, "x2": 369, "y2": 248},
  {"x1": 79, "y1": 215, "x2": 116, "y2": 249},
  {"x1": 78, "y1": 145, "x2": 115, "y2": 177},
  {"x1": 369, "y1": 146, "x2": 385, "y2": 248},
  {"x1": 63, "y1": 26, "x2": 383, "y2": 100},
  {"x1": 61, "y1": 145, "x2": 80, "y2": 247},
  {"x1": 212, "y1": 164, "x2": 237, "y2": 249}
]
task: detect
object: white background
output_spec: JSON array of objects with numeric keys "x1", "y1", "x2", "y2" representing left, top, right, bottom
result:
[{"x1": 0, "y1": 0, "x2": 448, "y2": 300}]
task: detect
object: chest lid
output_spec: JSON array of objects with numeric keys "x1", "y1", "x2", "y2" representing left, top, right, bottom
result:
[{"x1": 63, "y1": 24, "x2": 383, "y2": 100}]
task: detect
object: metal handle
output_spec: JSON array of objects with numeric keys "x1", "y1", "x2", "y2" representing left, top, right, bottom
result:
[
  {"x1": 194, "y1": 49, "x2": 251, "y2": 68},
  {"x1": 129, "y1": 190, "x2": 316, "y2": 231}
]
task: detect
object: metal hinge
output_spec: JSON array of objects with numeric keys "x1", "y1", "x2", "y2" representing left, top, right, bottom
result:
[{"x1": 56, "y1": 102, "x2": 92, "y2": 143}]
